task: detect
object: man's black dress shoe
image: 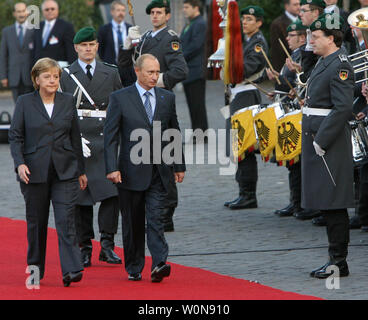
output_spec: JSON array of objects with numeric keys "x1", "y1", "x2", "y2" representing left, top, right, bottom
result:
[
  {"x1": 151, "y1": 263, "x2": 171, "y2": 283},
  {"x1": 81, "y1": 249, "x2": 92, "y2": 268},
  {"x1": 274, "y1": 203, "x2": 293, "y2": 215},
  {"x1": 99, "y1": 248, "x2": 122, "y2": 264},
  {"x1": 349, "y1": 215, "x2": 362, "y2": 229},
  {"x1": 62, "y1": 271, "x2": 83, "y2": 287},
  {"x1": 224, "y1": 195, "x2": 241, "y2": 207},
  {"x1": 279, "y1": 204, "x2": 300, "y2": 217},
  {"x1": 295, "y1": 209, "x2": 321, "y2": 220},
  {"x1": 229, "y1": 192, "x2": 257, "y2": 210},
  {"x1": 312, "y1": 215, "x2": 327, "y2": 226},
  {"x1": 311, "y1": 261, "x2": 349, "y2": 279},
  {"x1": 128, "y1": 273, "x2": 142, "y2": 281}
]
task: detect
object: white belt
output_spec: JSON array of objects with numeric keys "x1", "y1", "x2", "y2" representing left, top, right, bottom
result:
[
  {"x1": 230, "y1": 84, "x2": 257, "y2": 97},
  {"x1": 0, "y1": 124, "x2": 10, "y2": 129},
  {"x1": 302, "y1": 107, "x2": 331, "y2": 117},
  {"x1": 78, "y1": 109, "x2": 106, "y2": 118}
]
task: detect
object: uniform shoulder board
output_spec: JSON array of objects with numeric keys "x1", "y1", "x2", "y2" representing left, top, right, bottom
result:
[
  {"x1": 103, "y1": 62, "x2": 118, "y2": 69},
  {"x1": 339, "y1": 54, "x2": 348, "y2": 62},
  {"x1": 168, "y1": 29, "x2": 178, "y2": 37}
]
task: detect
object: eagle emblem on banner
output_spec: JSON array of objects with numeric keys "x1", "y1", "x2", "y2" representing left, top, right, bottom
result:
[{"x1": 277, "y1": 121, "x2": 300, "y2": 155}]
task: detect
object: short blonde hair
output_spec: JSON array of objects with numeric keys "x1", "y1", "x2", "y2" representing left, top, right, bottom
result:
[{"x1": 31, "y1": 58, "x2": 62, "y2": 90}]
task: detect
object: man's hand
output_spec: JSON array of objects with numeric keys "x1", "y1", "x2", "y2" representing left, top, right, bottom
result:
[
  {"x1": 123, "y1": 26, "x2": 141, "y2": 50},
  {"x1": 356, "y1": 112, "x2": 366, "y2": 120},
  {"x1": 107, "y1": 171, "x2": 122, "y2": 184},
  {"x1": 285, "y1": 58, "x2": 302, "y2": 74},
  {"x1": 266, "y1": 68, "x2": 279, "y2": 82},
  {"x1": 18, "y1": 164, "x2": 30, "y2": 184},
  {"x1": 79, "y1": 174, "x2": 88, "y2": 190},
  {"x1": 313, "y1": 141, "x2": 325, "y2": 157},
  {"x1": 174, "y1": 172, "x2": 185, "y2": 183},
  {"x1": 362, "y1": 82, "x2": 368, "y2": 99},
  {"x1": 1, "y1": 79, "x2": 8, "y2": 88}
]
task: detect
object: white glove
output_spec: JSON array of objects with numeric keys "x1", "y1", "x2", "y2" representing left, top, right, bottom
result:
[
  {"x1": 123, "y1": 26, "x2": 141, "y2": 50},
  {"x1": 157, "y1": 73, "x2": 165, "y2": 88},
  {"x1": 313, "y1": 141, "x2": 325, "y2": 157},
  {"x1": 81, "y1": 137, "x2": 91, "y2": 158}
]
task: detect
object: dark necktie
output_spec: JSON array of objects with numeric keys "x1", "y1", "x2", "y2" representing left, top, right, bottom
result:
[
  {"x1": 117, "y1": 25, "x2": 123, "y2": 48},
  {"x1": 86, "y1": 65, "x2": 93, "y2": 80},
  {"x1": 143, "y1": 91, "x2": 153, "y2": 123},
  {"x1": 18, "y1": 25, "x2": 24, "y2": 46}
]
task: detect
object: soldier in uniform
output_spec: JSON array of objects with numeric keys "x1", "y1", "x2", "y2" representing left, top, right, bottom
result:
[
  {"x1": 118, "y1": 0, "x2": 188, "y2": 232},
  {"x1": 60, "y1": 27, "x2": 123, "y2": 267},
  {"x1": 224, "y1": 5, "x2": 268, "y2": 210},
  {"x1": 302, "y1": 15, "x2": 354, "y2": 278}
]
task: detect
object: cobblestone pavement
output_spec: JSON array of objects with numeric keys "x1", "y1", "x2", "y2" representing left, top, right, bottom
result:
[{"x1": 1, "y1": 82, "x2": 367, "y2": 300}]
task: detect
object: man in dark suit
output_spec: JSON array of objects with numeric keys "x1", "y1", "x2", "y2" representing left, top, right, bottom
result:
[
  {"x1": 118, "y1": 0, "x2": 188, "y2": 232},
  {"x1": 270, "y1": 0, "x2": 301, "y2": 72},
  {"x1": 97, "y1": 1, "x2": 132, "y2": 66},
  {"x1": 181, "y1": 0, "x2": 208, "y2": 133},
  {"x1": 104, "y1": 53, "x2": 186, "y2": 282},
  {"x1": 0, "y1": 2, "x2": 34, "y2": 102},
  {"x1": 32, "y1": 0, "x2": 77, "y2": 66},
  {"x1": 60, "y1": 27, "x2": 123, "y2": 268}
]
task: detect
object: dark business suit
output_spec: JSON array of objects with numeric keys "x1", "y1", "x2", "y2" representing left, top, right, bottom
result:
[
  {"x1": 180, "y1": 15, "x2": 208, "y2": 131},
  {"x1": 0, "y1": 23, "x2": 34, "y2": 102},
  {"x1": 8, "y1": 91, "x2": 84, "y2": 278},
  {"x1": 32, "y1": 19, "x2": 77, "y2": 65},
  {"x1": 97, "y1": 21, "x2": 132, "y2": 65},
  {"x1": 104, "y1": 84, "x2": 186, "y2": 274}
]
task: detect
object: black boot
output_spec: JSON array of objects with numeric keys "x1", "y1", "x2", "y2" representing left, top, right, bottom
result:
[
  {"x1": 312, "y1": 259, "x2": 349, "y2": 279},
  {"x1": 99, "y1": 233, "x2": 122, "y2": 264},
  {"x1": 161, "y1": 207, "x2": 175, "y2": 232},
  {"x1": 80, "y1": 245, "x2": 92, "y2": 268},
  {"x1": 229, "y1": 191, "x2": 257, "y2": 210},
  {"x1": 224, "y1": 193, "x2": 243, "y2": 207}
]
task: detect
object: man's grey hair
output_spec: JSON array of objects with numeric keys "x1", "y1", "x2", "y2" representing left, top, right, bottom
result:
[{"x1": 41, "y1": 0, "x2": 59, "y2": 10}]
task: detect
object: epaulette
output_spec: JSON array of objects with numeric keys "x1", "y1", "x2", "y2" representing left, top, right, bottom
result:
[
  {"x1": 339, "y1": 54, "x2": 348, "y2": 62},
  {"x1": 168, "y1": 29, "x2": 178, "y2": 37},
  {"x1": 103, "y1": 62, "x2": 118, "y2": 68}
]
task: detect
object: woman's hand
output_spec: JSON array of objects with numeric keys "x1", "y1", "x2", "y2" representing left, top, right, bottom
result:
[
  {"x1": 79, "y1": 174, "x2": 88, "y2": 190},
  {"x1": 18, "y1": 164, "x2": 30, "y2": 184}
]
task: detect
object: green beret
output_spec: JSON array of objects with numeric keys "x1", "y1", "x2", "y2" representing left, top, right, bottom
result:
[
  {"x1": 287, "y1": 19, "x2": 308, "y2": 33},
  {"x1": 146, "y1": 0, "x2": 170, "y2": 15},
  {"x1": 240, "y1": 5, "x2": 264, "y2": 18},
  {"x1": 300, "y1": 0, "x2": 326, "y2": 8},
  {"x1": 73, "y1": 27, "x2": 97, "y2": 44},
  {"x1": 310, "y1": 13, "x2": 344, "y2": 32}
]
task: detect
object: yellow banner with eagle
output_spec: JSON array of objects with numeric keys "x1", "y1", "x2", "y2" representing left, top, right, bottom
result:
[{"x1": 275, "y1": 111, "x2": 302, "y2": 163}]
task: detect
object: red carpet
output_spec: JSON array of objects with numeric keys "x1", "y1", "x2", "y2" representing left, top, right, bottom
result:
[{"x1": 0, "y1": 217, "x2": 321, "y2": 300}]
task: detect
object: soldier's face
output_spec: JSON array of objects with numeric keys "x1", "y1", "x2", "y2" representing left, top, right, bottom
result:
[
  {"x1": 310, "y1": 30, "x2": 333, "y2": 56},
  {"x1": 242, "y1": 15, "x2": 262, "y2": 37},
  {"x1": 135, "y1": 58, "x2": 160, "y2": 90},
  {"x1": 36, "y1": 67, "x2": 60, "y2": 94},
  {"x1": 74, "y1": 41, "x2": 99, "y2": 63},
  {"x1": 287, "y1": 32, "x2": 303, "y2": 51},
  {"x1": 300, "y1": 5, "x2": 319, "y2": 27},
  {"x1": 324, "y1": 0, "x2": 338, "y2": 5},
  {"x1": 150, "y1": 7, "x2": 170, "y2": 30},
  {"x1": 42, "y1": 0, "x2": 59, "y2": 21},
  {"x1": 285, "y1": 0, "x2": 300, "y2": 16},
  {"x1": 13, "y1": 3, "x2": 29, "y2": 24},
  {"x1": 111, "y1": 4, "x2": 126, "y2": 23}
]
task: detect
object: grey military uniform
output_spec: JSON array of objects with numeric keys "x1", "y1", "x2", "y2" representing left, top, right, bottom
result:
[
  {"x1": 118, "y1": 27, "x2": 188, "y2": 90},
  {"x1": 301, "y1": 48, "x2": 355, "y2": 210},
  {"x1": 60, "y1": 60, "x2": 122, "y2": 205}
]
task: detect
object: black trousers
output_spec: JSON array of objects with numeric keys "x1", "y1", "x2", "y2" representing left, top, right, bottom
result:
[
  {"x1": 357, "y1": 163, "x2": 368, "y2": 226},
  {"x1": 10, "y1": 79, "x2": 33, "y2": 103},
  {"x1": 288, "y1": 161, "x2": 302, "y2": 205},
  {"x1": 118, "y1": 166, "x2": 168, "y2": 275},
  {"x1": 236, "y1": 152, "x2": 258, "y2": 193},
  {"x1": 183, "y1": 78, "x2": 208, "y2": 131},
  {"x1": 75, "y1": 196, "x2": 119, "y2": 247},
  {"x1": 20, "y1": 164, "x2": 82, "y2": 277},
  {"x1": 322, "y1": 209, "x2": 350, "y2": 262}
]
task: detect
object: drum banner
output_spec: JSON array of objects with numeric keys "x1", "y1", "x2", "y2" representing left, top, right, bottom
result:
[
  {"x1": 254, "y1": 107, "x2": 277, "y2": 162},
  {"x1": 275, "y1": 111, "x2": 302, "y2": 163},
  {"x1": 231, "y1": 109, "x2": 257, "y2": 161}
]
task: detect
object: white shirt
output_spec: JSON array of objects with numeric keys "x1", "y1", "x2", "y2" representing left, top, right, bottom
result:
[
  {"x1": 78, "y1": 59, "x2": 96, "y2": 77},
  {"x1": 42, "y1": 19, "x2": 56, "y2": 39},
  {"x1": 15, "y1": 21, "x2": 27, "y2": 37},
  {"x1": 44, "y1": 103, "x2": 54, "y2": 118},
  {"x1": 111, "y1": 20, "x2": 127, "y2": 62},
  {"x1": 150, "y1": 26, "x2": 167, "y2": 38},
  {"x1": 135, "y1": 81, "x2": 156, "y2": 116},
  {"x1": 305, "y1": 29, "x2": 313, "y2": 52},
  {"x1": 284, "y1": 11, "x2": 298, "y2": 23}
]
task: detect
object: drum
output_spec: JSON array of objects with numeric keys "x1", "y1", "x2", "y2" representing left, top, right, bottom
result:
[{"x1": 350, "y1": 118, "x2": 368, "y2": 165}]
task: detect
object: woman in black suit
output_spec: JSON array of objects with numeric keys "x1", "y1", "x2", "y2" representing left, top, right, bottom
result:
[{"x1": 9, "y1": 58, "x2": 88, "y2": 287}]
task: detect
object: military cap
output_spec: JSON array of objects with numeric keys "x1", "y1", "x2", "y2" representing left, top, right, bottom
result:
[
  {"x1": 146, "y1": 0, "x2": 170, "y2": 15},
  {"x1": 287, "y1": 19, "x2": 308, "y2": 33},
  {"x1": 240, "y1": 5, "x2": 264, "y2": 18},
  {"x1": 73, "y1": 27, "x2": 97, "y2": 44},
  {"x1": 310, "y1": 13, "x2": 344, "y2": 32},
  {"x1": 300, "y1": 0, "x2": 326, "y2": 8}
]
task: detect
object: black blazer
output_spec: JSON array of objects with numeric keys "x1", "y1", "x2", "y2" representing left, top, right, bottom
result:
[
  {"x1": 104, "y1": 84, "x2": 186, "y2": 192},
  {"x1": 97, "y1": 22, "x2": 132, "y2": 65},
  {"x1": 180, "y1": 15, "x2": 207, "y2": 84},
  {"x1": 9, "y1": 91, "x2": 85, "y2": 183},
  {"x1": 32, "y1": 19, "x2": 77, "y2": 65}
]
